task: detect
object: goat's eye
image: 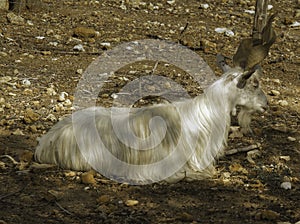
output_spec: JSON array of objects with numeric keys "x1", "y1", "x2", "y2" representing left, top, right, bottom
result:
[{"x1": 253, "y1": 79, "x2": 259, "y2": 88}]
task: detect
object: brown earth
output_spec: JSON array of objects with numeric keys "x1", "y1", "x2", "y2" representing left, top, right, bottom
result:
[{"x1": 0, "y1": 0, "x2": 299, "y2": 223}]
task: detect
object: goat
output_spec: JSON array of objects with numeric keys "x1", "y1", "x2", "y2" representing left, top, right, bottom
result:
[{"x1": 35, "y1": 15, "x2": 276, "y2": 184}]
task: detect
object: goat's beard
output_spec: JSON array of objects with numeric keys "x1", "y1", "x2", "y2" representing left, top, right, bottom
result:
[{"x1": 237, "y1": 108, "x2": 253, "y2": 134}]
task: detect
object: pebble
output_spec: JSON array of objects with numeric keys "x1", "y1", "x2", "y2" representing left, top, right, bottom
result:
[
  {"x1": 0, "y1": 51, "x2": 8, "y2": 57},
  {"x1": 63, "y1": 99, "x2": 72, "y2": 107},
  {"x1": 278, "y1": 100, "x2": 288, "y2": 107},
  {"x1": 22, "y1": 79, "x2": 31, "y2": 87},
  {"x1": 125, "y1": 199, "x2": 139, "y2": 206},
  {"x1": 7, "y1": 12, "x2": 25, "y2": 25},
  {"x1": 280, "y1": 182, "x2": 292, "y2": 190},
  {"x1": 81, "y1": 171, "x2": 96, "y2": 184},
  {"x1": 46, "y1": 114, "x2": 57, "y2": 122},
  {"x1": 73, "y1": 26, "x2": 97, "y2": 38},
  {"x1": 166, "y1": 0, "x2": 175, "y2": 5},
  {"x1": 287, "y1": 136, "x2": 296, "y2": 142},
  {"x1": 73, "y1": 44, "x2": 85, "y2": 52},
  {"x1": 270, "y1": 90, "x2": 280, "y2": 96},
  {"x1": 76, "y1": 68, "x2": 83, "y2": 75},
  {"x1": 58, "y1": 92, "x2": 68, "y2": 102},
  {"x1": 200, "y1": 3, "x2": 209, "y2": 9}
]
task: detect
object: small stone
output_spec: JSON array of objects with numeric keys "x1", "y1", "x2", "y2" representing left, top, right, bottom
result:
[
  {"x1": 166, "y1": 0, "x2": 175, "y2": 5},
  {"x1": 46, "y1": 114, "x2": 57, "y2": 122},
  {"x1": 73, "y1": 44, "x2": 85, "y2": 52},
  {"x1": 41, "y1": 51, "x2": 51, "y2": 56},
  {"x1": 200, "y1": 3, "x2": 209, "y2": 9},
  {"x1": 22, "y1": 79, "x2": 31, "y2": 87},
  {"x1": 7, "y1": 12, "x2": 25, "y2": 25},
  {"x1": 280, "y1": 182, "x2": 292, "y2": 190},
  {"x1": 58, "y1": 92, "x2": 68, "y2": 102},
  {"x1": 64, "y1": 171, "x2": 77, "y2": 177},
  {"x1": 125, "y1": 199, "x2": 139, "y2": 206},
  {"x1": 76, "y1": 69, "x2": 83, "y2": 75},
  {"x1": 287, "y1": 136, "x2": 296, "y2": 142},
  {"x1": 81, "y1": 171, "x2": 96, "y2": 184},
  {"x1": 63, "y1": 99, "x2": 72, "y2": 107},
  {"x1": 73, "y1": 27, "x2": 96, "y2": 38},
  {"x1": 270, "y1": 90, "x2": 280, "y2": 96},
  {"x1": 279, "y1": 156, "x2": 291, "y2": 161},
  {"x1": 0, "y1": 52, "x2": 8, "y2": 57},
  {"x1": 278, "y1": 100, "x2": 288, "y2": 107}
]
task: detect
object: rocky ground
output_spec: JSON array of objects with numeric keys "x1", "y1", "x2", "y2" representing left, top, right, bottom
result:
[{"x1": 0, "y1": 0, "x2": 299, "y2": 223}]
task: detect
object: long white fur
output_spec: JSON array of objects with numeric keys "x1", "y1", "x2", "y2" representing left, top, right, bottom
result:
[{"x1": 35, "y1": 67, "x2": 267, "y2": 183}]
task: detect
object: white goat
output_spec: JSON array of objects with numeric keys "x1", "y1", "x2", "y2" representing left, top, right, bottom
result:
[{"x1": 35, "y1": 15, "x2": 275, "y2": 184}]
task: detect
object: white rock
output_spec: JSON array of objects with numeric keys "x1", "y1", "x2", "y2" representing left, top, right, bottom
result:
[
  {"x1": 245, "y1": 9, "x2": 255, "y2": 14},
  {"x1": 22, "y1": 79, "x2": 31, "y2": 87},
  {"x1": 291, "y1": 21, "x2": 300, "y2": 27},
  {"x1": 270, "y1": 90, "x2": 280, "y2": 96},
  {"x1": 167, "y1": 0, "x2": 175, "y2": 5},
  {"x1": 0, "y1": 51, "x2": 8, "y2": 57},
  {"x1": 200, "y1": 3, "x2": 209, "y2": 9},
  {"x1": 100, "y1": 42, "x2": 111, "y2": 47},
  {"x1": 215, "y1": 27, "x2": 235, "y2": 36},
  {"x1": 76, "y1": 69, "x2": 83, "y2": 75},
  {"x1": 63, "y1": 99, "x2": 72, "y2": 107},
  {"x1": 267, "y1": 5, "x2": 273, "y2": 10},
  {"x1": 46, "y1": 114, "x2": 57, "y2": 122},
  {"x1": 58, "y1": 92, "x2": 68, "y2": 102},
  {"x1": 73, "y1": 44, "x2": 85, "y2": 52},
  {"x1": 35, "y1": 36, "x2": 45, "y2": 40},
  {"x1": 280, "y1": 182, "x2": 292, "y2": 190},
  {"x1": 278, "y1": 100, "x2": 288, "y2": 106},
  {"x1": 287, "y1": 136, "x2": 296, "y2": 142},
  {"x1": 111, "y1": 93, "x2": 118, "y2": 99}
]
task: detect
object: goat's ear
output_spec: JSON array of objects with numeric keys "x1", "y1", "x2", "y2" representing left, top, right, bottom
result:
[
  {"x1": 236, "y1": 67, "x2": 257, "y2": 89},
  {"x1": 233, "y1": 14, "x2": 276, "y2": 70}
]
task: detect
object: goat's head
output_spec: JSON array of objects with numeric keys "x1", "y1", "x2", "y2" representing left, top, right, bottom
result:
[{"x1": 217, "y1": 14, "x2": 276, "y2": 133}]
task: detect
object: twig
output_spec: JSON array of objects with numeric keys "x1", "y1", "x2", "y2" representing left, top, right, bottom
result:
[
  {"x1": 55, "y1": 201, "x2": 74, "y2": 216},
  {"x1": 0, "y1": 155, "x2": 19, "y2": 165},
  {"x1": 225, "y1": 143, "x2": 261, "y2": 156}
]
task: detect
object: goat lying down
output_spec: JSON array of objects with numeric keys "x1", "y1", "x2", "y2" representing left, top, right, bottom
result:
[{"x1": 35, "y1": 15, "x2": 275, "y2": 184}]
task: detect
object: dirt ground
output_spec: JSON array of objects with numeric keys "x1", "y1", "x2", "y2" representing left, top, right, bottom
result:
[{"x1": 0, "y1": 0, "x2": 299, "y2": 223}]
